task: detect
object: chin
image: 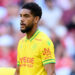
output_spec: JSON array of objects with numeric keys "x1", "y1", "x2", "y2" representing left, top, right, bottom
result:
[
  {"x1": 20, "y1": 29, "x2": 26, "y2": 33},
  {"x1": 20, "y1": 27, "x2": 32, "y2": 33}
]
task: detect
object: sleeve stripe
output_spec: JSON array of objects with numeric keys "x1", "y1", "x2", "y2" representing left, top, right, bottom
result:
[
  {"x1": 43, "y1": 62, "x2": 56, "y2": 65},
  {"x1": 17, "y1": 64, "x2": 20, "y2": 66},
  {"x1": 42, "y1": 59, "x2": 55, "y2": 63}
]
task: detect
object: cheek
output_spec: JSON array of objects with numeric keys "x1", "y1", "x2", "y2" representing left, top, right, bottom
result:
[{"x1": 27, "y1": 18, "x2": 34, "y2": 25}]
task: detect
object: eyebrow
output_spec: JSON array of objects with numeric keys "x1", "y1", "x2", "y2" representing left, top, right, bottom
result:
[{"x1": 20, "y1": 13, "x2": 30, "y2": 15}]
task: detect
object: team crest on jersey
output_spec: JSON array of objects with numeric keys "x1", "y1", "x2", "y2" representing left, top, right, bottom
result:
[
  {"x1": 43, "y1": 48, "x2": 51, "y2": 56},
  {"x1": 43, "y1": 48, "x2": 51, "y2": 59}
]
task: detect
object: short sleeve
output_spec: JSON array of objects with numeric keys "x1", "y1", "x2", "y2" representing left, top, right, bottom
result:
[
  {"x1": 40, "y1": 39, "x2": 56, "y2": 65},
  {"x1": 17, "y1": 41, "x2": 21, "y2": 66}
]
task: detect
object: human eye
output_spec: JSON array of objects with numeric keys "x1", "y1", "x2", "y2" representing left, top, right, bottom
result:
[{"x1": 24, "y1": 14, "x2": 30, "y2": 18}]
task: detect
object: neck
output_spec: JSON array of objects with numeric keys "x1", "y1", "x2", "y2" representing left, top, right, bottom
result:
[{"x1": 26, "y1": 24, "x2": 37, "y2": 39}]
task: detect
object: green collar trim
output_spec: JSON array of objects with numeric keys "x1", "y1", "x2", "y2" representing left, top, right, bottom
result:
[{"x1": 25, "y1": 29, "x2": 40, "y2": 41}]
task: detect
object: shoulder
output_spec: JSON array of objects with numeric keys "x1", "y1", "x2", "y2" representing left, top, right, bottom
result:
[
  {"x1": 39, "y1": 31, "x2": 52, "y2": 42},
  {"x1": 38, "y1": 31, "x2": 53, "y2": 46}
]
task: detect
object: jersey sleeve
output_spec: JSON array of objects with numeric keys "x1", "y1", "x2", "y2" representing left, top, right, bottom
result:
[
  {"x1": 40, "y1": 39, "x2": 56, "y2": 65},
  {"x1": 17, "y1": 40, "x2": 21, "y2": 66}
]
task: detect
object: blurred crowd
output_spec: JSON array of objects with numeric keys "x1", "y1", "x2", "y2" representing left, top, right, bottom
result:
[{"x1": 0, "y1": 0, "x2": 75, "y2": 75}]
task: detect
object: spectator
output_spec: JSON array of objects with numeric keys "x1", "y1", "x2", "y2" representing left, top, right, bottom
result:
[
  {"x1": 41, "y1": 0, "x2": 62, "y2": 30},
  {"x1": 0, "y1": 7, "x2": 7, "y2": 23},
  {"x1": 64, "y1": 15, "x2": 75, "y2": 57},
  {"x1": 61, "y1": 0, "x2": 75, "y2": 25},
  {"x1": 67, "y1": 15, "x2": 75, "y2": 31},
  {"x1": 70, "y1": 60, "x2": 75, "y2": 75},
  {"x1": 56, "y1": 0, "x2": 71, "y2": 10},
  {"x1": 55, "y1": 40, "x2": 72, "y2": 75},
  {"x1": 6, "y1": 4, "x2": 20, "y2": 31}
]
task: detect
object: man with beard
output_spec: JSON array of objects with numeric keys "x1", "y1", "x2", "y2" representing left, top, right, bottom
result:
[{"x1": 15, "y1": 2, "x2": 56, "y2": 75}]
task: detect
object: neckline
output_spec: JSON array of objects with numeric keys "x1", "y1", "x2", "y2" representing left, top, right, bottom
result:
[{"x1": 25, "y1": 29, "x2": 40, "y2": 41}]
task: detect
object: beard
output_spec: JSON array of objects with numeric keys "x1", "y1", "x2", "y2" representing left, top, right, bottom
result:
[{"x1": 20, "y1": 24, "x2": 33, "y2": 33}]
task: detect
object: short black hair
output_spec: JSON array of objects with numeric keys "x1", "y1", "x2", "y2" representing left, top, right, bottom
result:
[{"x1": 22, "y1": 2, "x2": 42, "y2": 19}]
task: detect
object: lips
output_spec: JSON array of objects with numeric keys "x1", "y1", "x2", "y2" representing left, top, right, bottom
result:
[
  {"x1": 20, "y1": 23, "x2": 25, "y2": 29},
  {"x1": 21, "y1": 25, "x2": 25, "y2": 27},
  {"x1": 20, "y1": 22, "x2": 26, "y2": 25},
  {"x1": 20, "y1": 22, "x2": 26, "y2": 29},
  {"x1": 21, "y1": 24, "x2": 25, "y2": 25}
]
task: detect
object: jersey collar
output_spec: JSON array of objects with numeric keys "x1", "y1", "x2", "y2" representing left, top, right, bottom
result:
[{"x1": 26, "y1": 29, "x2": 40, "y2": 41}]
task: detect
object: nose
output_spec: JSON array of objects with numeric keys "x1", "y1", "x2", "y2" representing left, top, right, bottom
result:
[{"x1": 20, "y1": 17, "x2": 24, "y2": 22}]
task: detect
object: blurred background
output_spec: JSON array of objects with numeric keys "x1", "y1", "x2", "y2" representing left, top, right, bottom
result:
[{"x1": 0, "y1": 0, "x2": 75, "y2": 75}]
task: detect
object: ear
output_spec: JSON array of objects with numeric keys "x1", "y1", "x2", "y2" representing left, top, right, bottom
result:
[{"x1": 34, "y1": 16, "x2": 40, "y2": 24}]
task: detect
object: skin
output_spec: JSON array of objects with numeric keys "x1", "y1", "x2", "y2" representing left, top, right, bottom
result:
[
  {"x1": 44, "y1": 64, "x2": 56, "y2": 75},
  {"x1": 45, "y1": 0, "x2": 54, "y2": 9},
  {"x1": 15, "y1": 8, "x2": 55, "y2": 75},
  {"x1": 15, "y1": 66, "x2": 20, "y2": 75}
]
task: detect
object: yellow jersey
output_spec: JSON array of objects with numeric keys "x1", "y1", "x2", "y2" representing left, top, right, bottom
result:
[
  {"x1": 17, "y1": 29, "x2": 56, "y2": 75},
  {"x1": 0, "y1": 68, "x2": 16, "y2": 75}
]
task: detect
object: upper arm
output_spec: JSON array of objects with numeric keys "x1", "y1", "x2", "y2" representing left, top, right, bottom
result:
[
  {"x1": 40, "y1": 39, "x2": 56, "y2": 66},
  {"x1": 40, "y1": 39, "x2": 56, "y2": 75}
]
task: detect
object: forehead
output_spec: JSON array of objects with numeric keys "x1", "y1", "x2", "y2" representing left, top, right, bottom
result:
[{"x1": 20, "y1": 9, "x2": 32, "y2": 15}]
